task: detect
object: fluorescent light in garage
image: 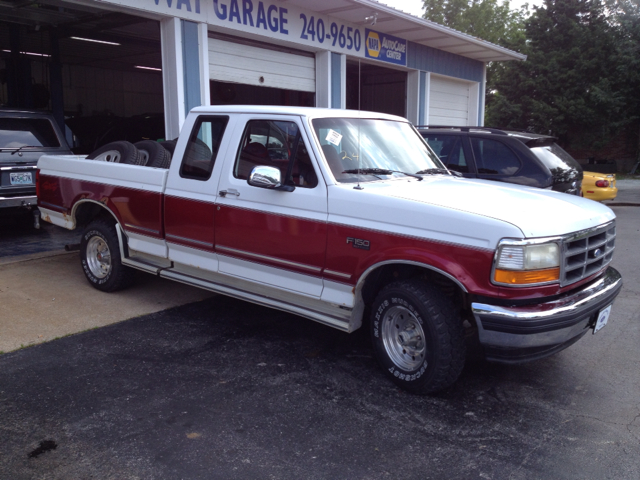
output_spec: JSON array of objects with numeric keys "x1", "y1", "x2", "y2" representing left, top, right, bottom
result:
[
  {"x1": 70, "y1": 37, "x2": 121, "y2": 46},
  {"x1": 135, "y1": 66, "x2": 162, "y2": 72},
  {"x1": 2, "y1": 50, "x2": 51, "y2": 58}
]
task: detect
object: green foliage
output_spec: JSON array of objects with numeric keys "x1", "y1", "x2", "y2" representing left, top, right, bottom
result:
[
  {"x1": 486, "y1": 0, "x2": 639, "y2": 150},
  {"x1": 424, "y1": 0, "x2": 639, "y2": 154},
  {"x1": 422, "y1": 0, "x2": 527, "y2": 46}
]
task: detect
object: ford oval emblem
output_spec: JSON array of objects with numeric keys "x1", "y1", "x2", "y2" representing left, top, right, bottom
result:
[{"x1": 592, "y1": 248, "x2": 602, "y2": 258}]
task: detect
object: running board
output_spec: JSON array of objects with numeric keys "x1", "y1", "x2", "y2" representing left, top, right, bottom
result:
[{"x1": 161, "y1": 268, "x2": 351, "y2": 333}]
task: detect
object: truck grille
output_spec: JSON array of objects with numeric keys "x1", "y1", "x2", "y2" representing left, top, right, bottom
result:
[{"x1": 561, "y1": 221, "x2": 615, "y2": 286}]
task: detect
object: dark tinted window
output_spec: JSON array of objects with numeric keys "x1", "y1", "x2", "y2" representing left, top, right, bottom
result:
[
  {"x1": 423, "y1": 135, "x2": 469, "y2": 173},
  {"x1": 235, "y1": 120, "x2": 318, "y2": 188},
  {"x1": 471, "y1": 138, "x2": 521, "y2": 175},
  {"x1": 180, "y1": 116, "x2": 228, "y2": 181},
  {"x1": 0, "y1": 118, "x2": 60, "y2": 148}
]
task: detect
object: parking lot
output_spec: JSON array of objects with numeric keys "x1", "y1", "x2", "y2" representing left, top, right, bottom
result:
[{"x1": 1, "y1": 184, "x2": 639, "y2": 479}]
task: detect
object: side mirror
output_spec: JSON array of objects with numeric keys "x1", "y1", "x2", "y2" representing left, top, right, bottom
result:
[
  {"x1": 248, "y1": 166, "x2": 295, "y2": 192},
  {"x1": 248, "y1": 165, "x2": 282, "y2": 189}
]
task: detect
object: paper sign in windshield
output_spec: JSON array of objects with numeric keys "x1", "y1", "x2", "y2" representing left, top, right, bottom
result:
[{"x1": 325, "y1": 129, "x2": 343, "y2": 146}]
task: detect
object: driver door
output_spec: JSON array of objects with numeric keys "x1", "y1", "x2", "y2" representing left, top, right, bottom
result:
[{"x1": 215, "y1": 115, "x2": 327, "y2": 297}]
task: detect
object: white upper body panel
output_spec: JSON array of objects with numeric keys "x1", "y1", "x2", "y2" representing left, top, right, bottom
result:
[
  {"x1": 38, "y1": 155, "x2": 168, "y2": 193},
  {"x1": 327, "y1": 176, "x2": 615, "y2": 247}
]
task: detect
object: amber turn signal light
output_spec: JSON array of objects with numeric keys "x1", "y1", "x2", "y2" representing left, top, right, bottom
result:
[{"x1": 494, "y1": 267, "x2": 560, "y2": 285}]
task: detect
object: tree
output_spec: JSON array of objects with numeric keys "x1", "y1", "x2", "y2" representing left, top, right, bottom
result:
[
  {"x1": 486, "y1": 0, "x2": 627, "y2": 150},
  {"x1": 422, "y1": 0, "x2": 527, "y2": 46}
]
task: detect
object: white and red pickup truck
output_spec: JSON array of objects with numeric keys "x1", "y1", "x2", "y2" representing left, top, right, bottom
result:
[{"x1": 36, "y1": 106, "x2": 622, "y2": 393}]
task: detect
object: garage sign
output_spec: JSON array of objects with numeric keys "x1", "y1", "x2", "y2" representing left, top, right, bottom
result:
[
  {"x1": 115, "y1": 0, "x2": 409, "y2": 64},
  {"x1": 364, "y1": 29, "x2": 407, "y2": 66}
]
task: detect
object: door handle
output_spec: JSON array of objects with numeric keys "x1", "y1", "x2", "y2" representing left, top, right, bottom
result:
[{"x1": 219, "y1": 189, "x2": 240, "y2": 197}]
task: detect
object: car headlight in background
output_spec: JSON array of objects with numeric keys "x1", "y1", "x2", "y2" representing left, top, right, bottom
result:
[{"x1": 493, "y1": 240, "x2": 561, "y2": 286}]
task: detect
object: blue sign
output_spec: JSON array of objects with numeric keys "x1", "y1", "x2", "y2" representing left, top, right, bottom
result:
[{"x1": 364, "y1": 29, "x2": 407, "y2": 66}]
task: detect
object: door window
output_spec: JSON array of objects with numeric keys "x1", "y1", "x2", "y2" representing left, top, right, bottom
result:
[
  {"x1": 234, "y1": 120, "x2": 318, "y2": 188},
  {"x1": 180, "y1": 116, "x2": 229, "y2": 181},
  {"x1": 470, "y1": 138, "x2": 521, "y2": 175}
]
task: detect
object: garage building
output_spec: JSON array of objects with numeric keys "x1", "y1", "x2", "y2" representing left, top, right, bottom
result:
[{"x1": 1, "y1": 0, "x2": 525, "y2": 147}]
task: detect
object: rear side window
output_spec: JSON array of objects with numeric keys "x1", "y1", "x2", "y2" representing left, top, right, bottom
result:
[
  {"x1": 0, "y1": 118, "x2": 60, "y2": 148},
  {"x1": 423, "y1": 134, "x2": 469, "y2": 173},
  {"x1": 180, "y1": 116, "x2": 228, "y2": 181},
  {"x1": 530, "y1": 143, "x2": 581, "y2": 172},
  {"x1": 470, "y1": 138, "x2": 521, "y2": 175}
]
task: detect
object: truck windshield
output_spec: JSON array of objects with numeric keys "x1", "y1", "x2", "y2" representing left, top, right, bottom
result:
[{"x1": 312, "y1": 118, "x2": 444, "y2": 183}]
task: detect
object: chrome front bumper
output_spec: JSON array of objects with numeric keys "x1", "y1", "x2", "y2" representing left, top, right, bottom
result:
[{"x1": 471, "y1": 267, "x2": 623, "y2": 363}]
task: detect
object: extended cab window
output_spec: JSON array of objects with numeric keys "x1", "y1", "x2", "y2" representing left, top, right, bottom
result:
[
  {"x1": 235, "y1": 120, "x2": 318, "y2": 188},
  {"x1": 0, "y1": 118, "x2": 60, "y2": 149},
  {"x1": 180, "y1": 116, "x2": 228, "y2": 181},
  {"x1": 470, "y1": 138, "x2": 521, "y2": 175},
  {"x1": 423, "y1": 135, "x2": 469, "y2": 173}
]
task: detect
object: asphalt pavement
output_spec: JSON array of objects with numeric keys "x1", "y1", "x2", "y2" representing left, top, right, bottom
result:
[{"x1": 0, "y1": 183, "x2": 639, "y2": 479}]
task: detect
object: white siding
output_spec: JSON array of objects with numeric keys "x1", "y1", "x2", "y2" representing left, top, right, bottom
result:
[
  {"x1": 428, "y1": 75, "x2": 474, "y2": 126},
  {"x1": 208, "y1": 38, "x2": 315, "y2": 93}
]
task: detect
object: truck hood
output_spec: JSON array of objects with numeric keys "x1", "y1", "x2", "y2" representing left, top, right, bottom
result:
[{"x1": 363, "y1": 176, "x2": 615, "y2": 238}]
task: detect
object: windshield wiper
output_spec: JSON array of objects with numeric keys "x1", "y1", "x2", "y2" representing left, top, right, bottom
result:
[
  {"x1": 10, "y1": 145, "x2": 40, "y2": 155},
  {"x1": 415, "y1": 168, "x2": 462, "y2": 177},
  {"x1": 342, "y1": 168, "x2": 423, "y2": 181}
]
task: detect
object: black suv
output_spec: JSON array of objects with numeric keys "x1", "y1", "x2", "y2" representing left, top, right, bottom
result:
[
  {"x1": 418, "y1": 127, "x2": 583, "y2": 195},
  {"x1": 0, "y1": 110, "x2": 72, "y2": 216}
]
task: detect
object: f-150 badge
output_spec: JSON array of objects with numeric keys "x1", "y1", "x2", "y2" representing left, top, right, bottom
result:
[{"x1": 347, "y1": 237, "x2": 370, "y2": 250}]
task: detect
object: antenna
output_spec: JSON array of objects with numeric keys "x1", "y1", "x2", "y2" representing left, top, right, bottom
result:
[{"x1": 354, "y1": 59, "x2": 363, "y2": 190}]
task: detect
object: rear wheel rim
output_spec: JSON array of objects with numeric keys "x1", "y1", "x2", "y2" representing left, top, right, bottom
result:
[
  {"x1": 86, "y1": 236, "x2": 111, "y2": 279},
  {"x1": 381, "y1": 305, "x2": 427, "y2": 371},
  {"x1": 92, "y1": 150, "x2": 121, "y2": 162}
]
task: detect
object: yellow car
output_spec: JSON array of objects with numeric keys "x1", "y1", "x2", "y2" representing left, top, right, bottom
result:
[{"x1": 581, "y1": 172, "x2": 617, "y2": 201}]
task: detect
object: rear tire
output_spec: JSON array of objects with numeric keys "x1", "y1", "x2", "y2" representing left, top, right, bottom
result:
[
  {"x1": 370, "y1": 279, "x2": 466, "y2": 394},
  {"x1": 134, "y1": 140, "x2": 171, "y2": 168},
  {"x1": 80, "y1": 218, "x2": 134, "y2": 292},
  {"x1": 87, "y1": 141, "x2": 144, "y2": 165}
]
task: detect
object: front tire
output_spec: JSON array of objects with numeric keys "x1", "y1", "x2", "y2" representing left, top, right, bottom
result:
[
  {"x1": 80, "y1": 219, "x2": 134, "y2": 292},
  {"x1": 370, "y1": 279, "x2": 465, "y2": 394}
]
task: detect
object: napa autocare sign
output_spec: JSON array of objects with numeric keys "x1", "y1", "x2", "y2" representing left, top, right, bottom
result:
[
  {"x1": 364, "y1": 29, "x2": 407, "y2": 66},
  {"x1": 109, "y1": 0, "x2": 409, "y2": 63}
]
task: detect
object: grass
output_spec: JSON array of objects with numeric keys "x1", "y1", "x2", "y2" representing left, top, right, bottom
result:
[{"x1": 616, "y1": 173, "x2": 640, "y2": 180}]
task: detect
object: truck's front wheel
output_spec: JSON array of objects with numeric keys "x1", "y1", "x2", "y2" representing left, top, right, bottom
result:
[
  {"x1": 80, "y1": 219, "x2": 134, "y2": 292},
  {"x1": 370, "y1": 279, "x2": 465, "y2": 394}
]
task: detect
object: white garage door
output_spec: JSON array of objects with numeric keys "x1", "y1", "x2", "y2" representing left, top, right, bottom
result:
[
  {"x1": 429, "y1": 75, "x2": 476, "y2": 126},
  {"x1": 208, "y1": 38, "x2": 315, "y2": 93}
]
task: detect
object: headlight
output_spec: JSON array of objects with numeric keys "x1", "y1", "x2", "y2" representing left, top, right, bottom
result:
[{"x1": 493, "y1": 241, "x2": 560, "y2": 286}]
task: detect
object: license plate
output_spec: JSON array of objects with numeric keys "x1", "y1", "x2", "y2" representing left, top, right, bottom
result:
[
  {"x1": 10, "y1": 171, "x2": 33, "y2": 185},
  {"x1": 593, "y1": 304, "x2": 612, "y2": 334}
]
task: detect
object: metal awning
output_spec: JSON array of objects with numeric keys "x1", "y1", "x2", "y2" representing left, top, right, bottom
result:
[{"x1": 288, "y1": 0, "x2": 526, "y2": 62}]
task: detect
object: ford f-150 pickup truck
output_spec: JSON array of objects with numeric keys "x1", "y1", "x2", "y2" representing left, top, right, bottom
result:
[{"x1": 36, "y1": 106, "x2": 623, "y2": 394}]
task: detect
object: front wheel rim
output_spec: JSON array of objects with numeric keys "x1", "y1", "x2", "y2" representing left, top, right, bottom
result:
[
  {"x1": 381, "y1": 305, "x2": 427, "y2": 371},
  {"x1": 86, "y1": 236, "x2": 111, "y2": 279}
]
